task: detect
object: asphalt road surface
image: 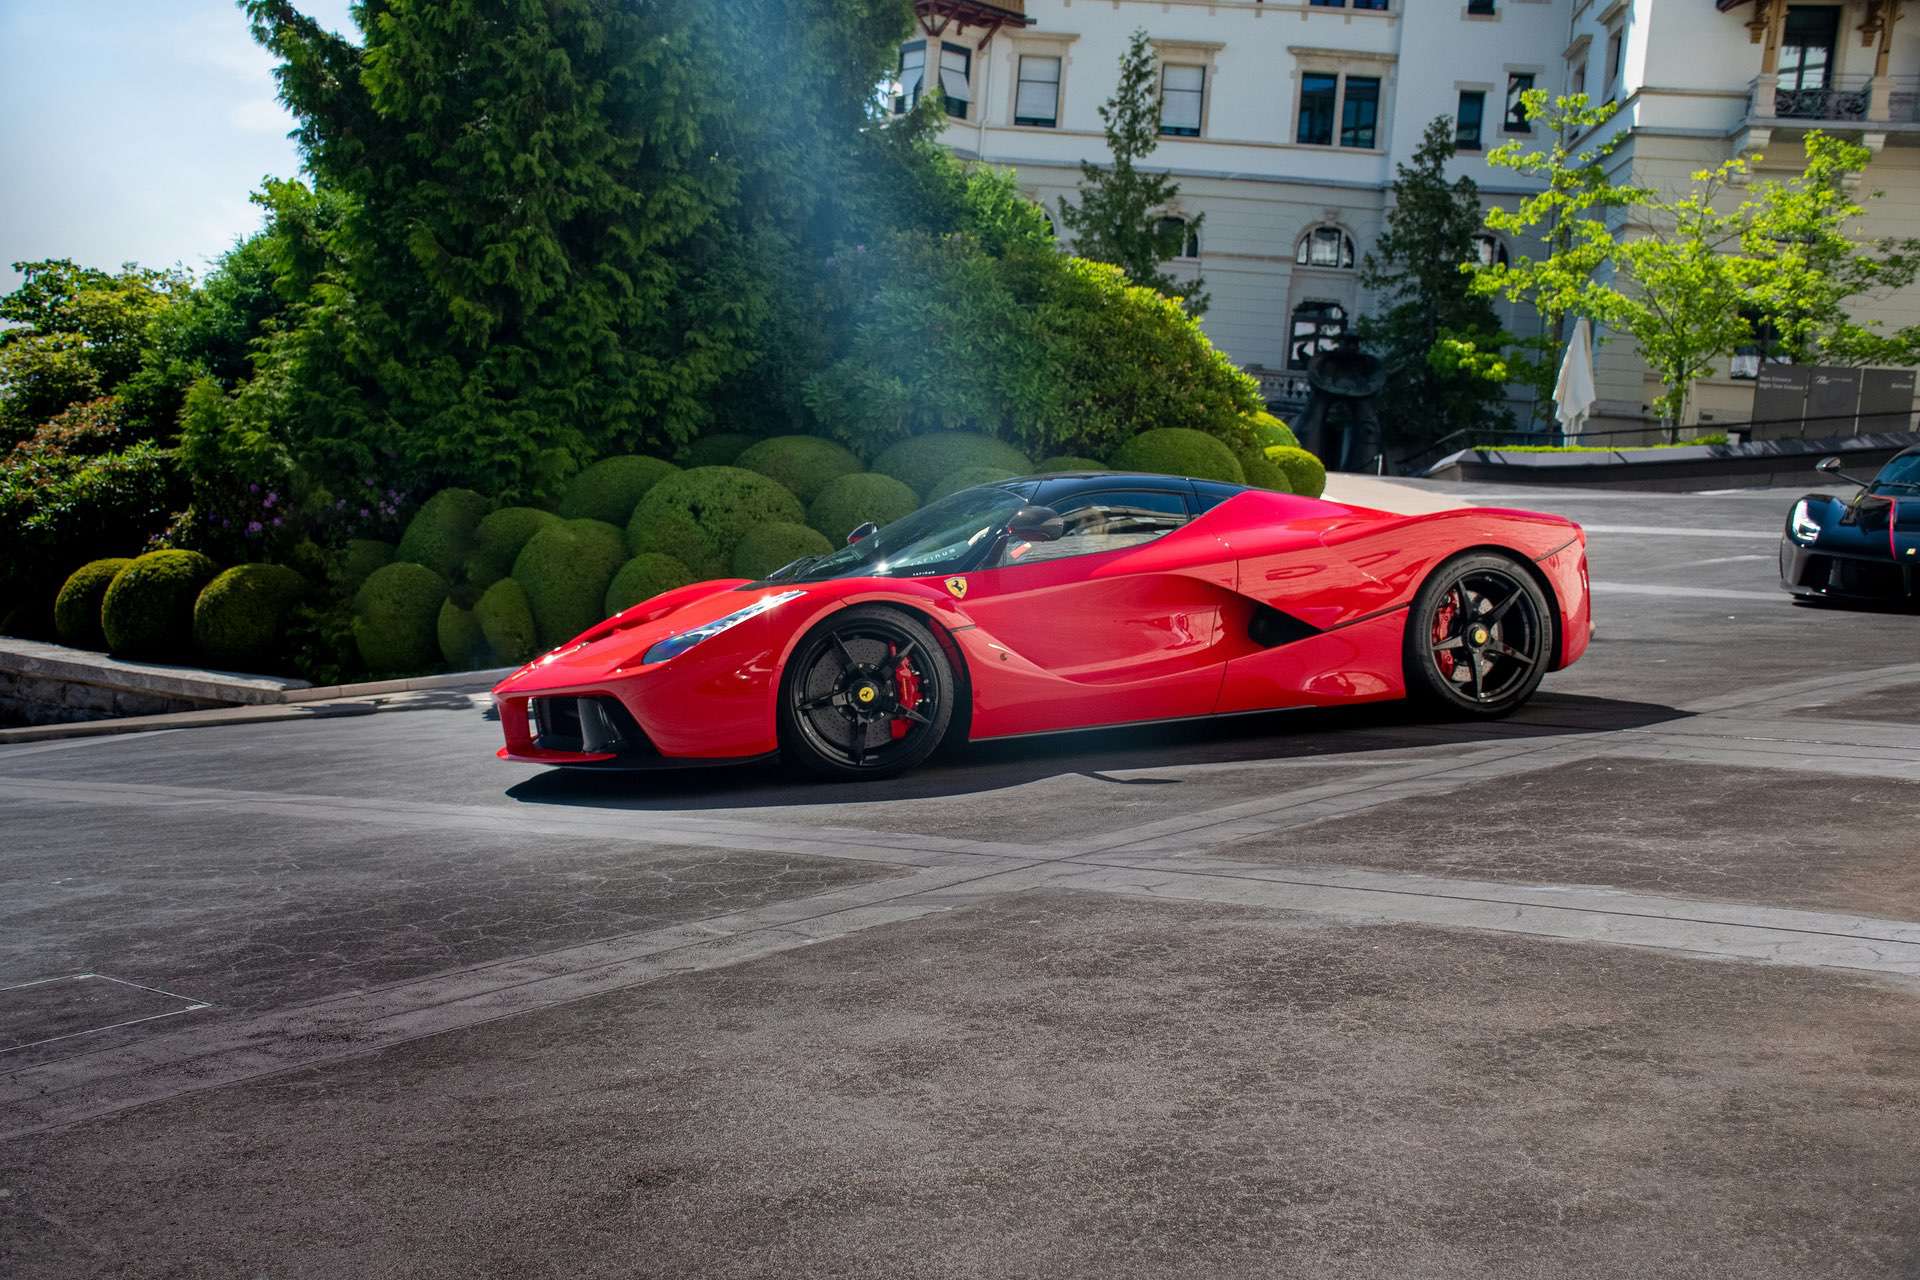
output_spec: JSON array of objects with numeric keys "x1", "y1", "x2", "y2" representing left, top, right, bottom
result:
[{"x1": 4, "y1": 481, "x2": 1919, "y2": 1279}]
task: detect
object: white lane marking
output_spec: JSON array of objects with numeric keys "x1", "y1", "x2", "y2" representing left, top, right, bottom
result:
[
  {"x1": 1589, "y1": 581, "x2": 1785, "y2": 602},
  {"x1": 1683, "y1": 554, "x2": 1773, "y2": 567},
  {"x1": 1578, "y1": 525, "x2": 1780, "y2": 539}
]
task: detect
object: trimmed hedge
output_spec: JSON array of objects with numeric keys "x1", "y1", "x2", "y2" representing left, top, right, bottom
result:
[
  {"x1": 1109, "y1": 428, "x2": 1246, "y2": 485},
  {"x1": 1265, "y1": 445, "x2": 1327, "y2": 500},
  {"x1": 512, "y1": 517, "x2": 628, "y2": 649},
  {"x1": 336, "y1": 538, "x2": 395, "y2": 591},
  {"x1": 395, "y1": 488, "x2": 490, "y2": 578},
  {"x1": 606, "y1": 553, "x2": 697, "y2": 615},
  {"x1": 1239, "y1": 451, "x2": 1294, "y2": 494},
  {"x1": 193, "y1": 563, "x2": 307, "y2": 670},
  {"x1": 627, "y1": 467, "x2": 805, "y2": 568},
  {"x1": 437, "y1": 599, "x2": 489, "y2": 669},
  {"x1": 476, "y1": 578, "x2": 539, "y2": 665},
  {"x1": 927, "y1": 466, "x2": 1023, "y2": 504},
  {"x1": 465, "y1": 506, "x2": 559, "y2": 587},
  {"x1": 872, "y1": 432, "x2": 1030, "y2": 499},
  {"x1": 352, "y1": 561, "x2": 450, "y2": 675},
  {"x1": 1248, "y1": 411, "x2": 1298, "y2": 450},
  {"x1": 808, "y1": 473, "x2": 918, "y2": 542},
  {"x1": 557, "y1": 455, "x2": 678, "y2": 526},
  {"x1": 100, "y1": 550, "x2": 219, "y2": 658},
  {"x1": 730, "y1": 522, "x2": 831, "y2": 580},
  {"x1": 1035, "y1": 455, "x2": 1106, "y2": 473},
  {"x1": 626, "y1": 509, "x2": 726, "y2": 580},
  {"x1": 677, "y1": 432, "x2": 757, "y2": 469},
  {"x1": 53, "y1": 558, "x2": 132, "y2": 650},
  {"x1": 734, "y1": 436, "x2": 863, "y2": 503}
]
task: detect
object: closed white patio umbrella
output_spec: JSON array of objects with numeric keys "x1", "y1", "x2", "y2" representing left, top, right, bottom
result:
[{"x1": 1554, "y1": 317, "x2": 1596, "y2": 439}]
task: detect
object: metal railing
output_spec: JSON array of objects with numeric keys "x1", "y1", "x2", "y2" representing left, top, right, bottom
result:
[{"x1": 1747, "y1": 73, "x2": 1873, "y2": 123}]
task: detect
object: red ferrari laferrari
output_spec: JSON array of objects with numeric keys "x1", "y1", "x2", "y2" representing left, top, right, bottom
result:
[{"x1": 493, "y1": 471, "x2": 1592, "y2": 779}]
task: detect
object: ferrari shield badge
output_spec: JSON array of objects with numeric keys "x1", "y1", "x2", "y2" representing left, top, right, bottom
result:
[{"x1": 944, "y1": 576, "x2": 968, "y2": 600}]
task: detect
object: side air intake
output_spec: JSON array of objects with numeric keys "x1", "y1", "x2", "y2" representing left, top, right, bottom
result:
[{"x1": 1248, "y1": 605, "x2": 1321, "y2": 649}]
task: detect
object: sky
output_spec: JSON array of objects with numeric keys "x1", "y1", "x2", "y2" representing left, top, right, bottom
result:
[{"x1": 0, "y1": 0, "x2": 358, "y2": 295}]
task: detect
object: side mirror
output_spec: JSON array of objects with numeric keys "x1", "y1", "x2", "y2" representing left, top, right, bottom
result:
[
  {"x1": 1006, "y1": 504, "x2": 1064, "y2": 543},
  {"x1": 846, "y1": 521, "x2": 879, "y2": 545},
  {"x1": 1815, "y1": 456, "x2": 1869, "y2": 488}
]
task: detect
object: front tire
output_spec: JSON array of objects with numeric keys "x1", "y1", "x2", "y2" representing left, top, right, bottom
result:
[
  {"x1": 1404, "y1": 552, "x2": 1554, "y2": 718},
  {"x1": 779, "y1": 606, "x2": 955, "y2": 780}
]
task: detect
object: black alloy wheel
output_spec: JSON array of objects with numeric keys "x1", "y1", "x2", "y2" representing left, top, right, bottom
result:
[
  {"x1": 779, "y1": 605, "x2": 955, "y2": 779},
  {"x1": 1404, "y1": 552, "x2": 1555, "y2": 717}
]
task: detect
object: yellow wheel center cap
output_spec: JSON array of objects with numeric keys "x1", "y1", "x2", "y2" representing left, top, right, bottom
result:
[
  {"x1": 1471, "y1": 627, "x2": 1490, "y2": 645},
  {"x1": 856, "y1": 685, "x2": 877, "y2": 704}
]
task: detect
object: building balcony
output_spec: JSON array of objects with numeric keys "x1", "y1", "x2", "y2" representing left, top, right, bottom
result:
[
  {"x1": 1758, "y1": 75, "x2": 1873, "y2": 122},
  {"x1": 1738, "y1": 74, "x2": 1920, "y2": 157}
]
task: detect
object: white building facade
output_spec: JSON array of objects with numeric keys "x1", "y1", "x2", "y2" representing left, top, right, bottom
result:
[{"x1": 910, "y1": 0, "x2": 1920, "y2": 440}]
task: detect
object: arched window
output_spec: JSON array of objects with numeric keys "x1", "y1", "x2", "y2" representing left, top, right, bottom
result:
[
  {"x1": 1156, "y1": 216, "x2": 1201, "y2": 259},
  {"x1": 1472, "y1": 233, "x2": 1510, "y2": 268},
  {"x1": 1289, "y1": 301, "x2": 1348, "y2": 370},
  {"x1": 1296, "y1": 225, "x2": 1356, "y2": 269}
]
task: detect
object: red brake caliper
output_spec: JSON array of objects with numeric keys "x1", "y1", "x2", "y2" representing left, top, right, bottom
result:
[
  {"x1": 890, "y1": 648, "x2": 923, "y2": 741},
  {"x1": 1432, "y1": 594, "x2": 1458, "y2": 679}
]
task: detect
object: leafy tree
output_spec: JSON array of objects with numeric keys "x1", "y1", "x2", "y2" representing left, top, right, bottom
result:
[
  {"x1": 1057, "y1": 28, "x2": 1206, "y2": 313},
  {"x1": 1357, "y1": 117, "x2": 1510, "y2": 448}
]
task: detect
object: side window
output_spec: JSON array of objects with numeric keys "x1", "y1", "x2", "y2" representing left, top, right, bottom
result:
[{"x1": 1001, "y1": 490, "x2": 1191, "y2": 565}]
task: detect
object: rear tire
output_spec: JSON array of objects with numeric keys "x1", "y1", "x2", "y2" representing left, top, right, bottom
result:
[
  {"x1": 779, "y1": 606, "x2": 955, "y2": 780},
  {"x1": 1403, "y1": 552, "x2": 1554, "y2": 718}
]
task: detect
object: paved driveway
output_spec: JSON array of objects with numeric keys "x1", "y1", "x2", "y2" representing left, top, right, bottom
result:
[{"x1": 4, "y1": 483, "x2": 1919, "y2": 1278}]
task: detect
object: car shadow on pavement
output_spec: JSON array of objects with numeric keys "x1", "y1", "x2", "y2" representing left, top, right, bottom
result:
[{"x1": 502, "y1": 692, "x2": 1688, "y2": 813}]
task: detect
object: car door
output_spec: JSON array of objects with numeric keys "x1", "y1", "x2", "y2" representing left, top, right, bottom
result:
[{"x1": 952, "y1": 486, "x2": 1237, "y2": 736}]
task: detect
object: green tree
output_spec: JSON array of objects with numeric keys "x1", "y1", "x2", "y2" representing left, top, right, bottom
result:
[
  {"x1": 1357, "y1": 117, "x2": 1510, "y2": 449},
  {"x1": 1057, "y1": 28, "x2": 1206, "y2": 313}
]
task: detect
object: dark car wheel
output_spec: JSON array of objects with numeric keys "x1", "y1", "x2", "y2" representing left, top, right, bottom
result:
[
  {"x1": 779, "y1": 606, "x2": 956, "y2": 780},
  {"x1": 1404, "y1": 552, "x2": 1555, "y2": 718}
]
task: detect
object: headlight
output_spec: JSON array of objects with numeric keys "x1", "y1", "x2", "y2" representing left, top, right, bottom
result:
[
  {"x1": 642, "y1": 591, "x2": 804, "y2": 665},
  {"x1": 1789, "y1": 499, "x2": 1822, "y2": 543}
]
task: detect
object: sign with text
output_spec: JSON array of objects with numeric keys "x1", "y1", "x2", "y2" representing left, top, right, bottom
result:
[
  {"x1": 1750, "y1": 365, "x2": 1809, "y2": 430},
  {"x1": 1805, "y1": 367, "x2": 1862, "y2": 436},
  {"x1": 1858, "y1": 368, "x2": 1917, "y2": 434}
]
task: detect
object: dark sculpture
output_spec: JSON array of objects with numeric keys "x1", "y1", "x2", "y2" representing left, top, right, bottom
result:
[{"x1": 1292, "y1": 338, "x2": 1386, "y2": 473}]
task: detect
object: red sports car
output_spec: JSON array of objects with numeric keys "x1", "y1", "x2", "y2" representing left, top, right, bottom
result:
[{"x1": 493, "y1": 472, "x2": 1592, "y2": 779}]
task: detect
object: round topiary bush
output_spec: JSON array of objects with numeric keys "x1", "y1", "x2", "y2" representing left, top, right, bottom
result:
[
  {"x1": 926, "y1": 466, "x2": 1024, "y2": 504},
  {"x1": 511, "y1": 517, "x2": 628, "y2": 649},
  {"x1": 1248, "y1": 411, "x2": 1298, "y2": 450},
  {"x1": 1035, "y1": 455, "x2": 1107, "y2": 473},
  {"x1": 436, "y1": 599, "x2": 490, "y2": 669},
  {"x1": 336, "y1": 539, "x2": 395, "y2": 591},
  {"x1": 729, "y1": 522, "x2": 832, "y2": 580},
  {"x1": 627, "y1": 466, "x2": 805, "y2": 570},
  {"x1": 677, "y1": 432, "x2": 757, "y2": 469},
  {"x1": 626, "y1": 509, "x2": 726, "y2": 580},
  {"x1": 100, "y1": 550, "x2": 220, "y2": 659},
  {"x1": 53, "y1": 558, "x2": 133, "y2": 650},
  {"x1": 734, "y1": 436, "x2": 863, "y2": 504},
  {"x1": 808, "y1": 473, "x2": 918, "y2": 542},
  {"x1": 465, "y1": 506, "x2": 559, "y2": 588},
  {"x1": 872, "y1": 432, "x2": 1030, "y2": 499},
  {"x1": 526, "y1": 446, "x2": 580, "y2": 511},
  {"x1": 193, "y1": 563, "x2": 307, "y2": 670},
  {"x1": 557, "y1": 455, "x2": 678, "y2": 526},
  {"x1": 1109, "y1": 428, "x2": 1246, "y2": 485},
  {"x1": 1265, "y1": 445, "x2": 1327, "y2": 499},
  {"x1": 352, "y1": 561, "x2": 450, "y2": 675},
  {"x1": 395, "y1": 488, "x2": 490, "y2": 578},
  {"x1": 1239, "y1": 451, "x2": 1294, "y2": 494},
  {"x1": 476, "y1": 578, "x2": 539, "y2": 665},
  {"x1": 605, "y1": 553, "x2": 697, "y2": 615}
]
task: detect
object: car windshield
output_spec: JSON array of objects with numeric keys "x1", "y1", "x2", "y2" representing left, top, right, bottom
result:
[
  {"x1": 1871, "y1": 453, "x2": 1920, "y2": 495},
  {"x1": 761, "y1": 485, "x2": 1030, "y2": 584}
]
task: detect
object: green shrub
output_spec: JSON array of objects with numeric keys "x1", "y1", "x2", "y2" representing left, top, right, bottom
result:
[
  {"x1": 872, "y1": 432, "x2": 1030, "y2": 499},
  {"x1": 1239, "y1": 451, "x2": 1294, "y2": 494},
  {"x1": 557, "y1": 455, "x2": 677, "y2": 525},
  {"x1": 1265, "y1": 446, "x2": 1327, "y2": 500},
  {"x1": 1035, "y1": 455, "x2": 1106, "y2": 473},
  {"x1": 193, "y1": 563, "x2": 307, "y2": 670},
  {"x1": 606, "y1": 553, "x2": 697, "y2": 614},
  {"x1": 465, "y1": 506, "x2": 558, "y2": 587},
  {"x1": 526, "y1": 446, "x2": 580, "y2": 511},
  {"x1": 626, "y1": 509, "x2": 726, "y2": 580},
  {"x1": 476, "y1": 578, "x2": 539, "y2": 664},
  {"x1": 53, "y1": 558, "x2": 132, "y2": 650},
  {"x1": 627, "y1": 467, "x2": 805, "y2": 569},
  {"x1": 512, "y1": 517, "x2": 628, "y2": 648},
  {"x1": 100, "y1": 550, "x2": 219, "y2": 658},
  {"x1": 927, "y1": 466, "x2": 1023, "y2": 503},
  {"x1": 734, "y1": 435, "x2": 863, "y2": 503},
  {"x1": 335, "y1": 538, "x2": 395, "y2": 591},
  {"x1": 808, "y1": 473, "x2": 918, "y2": 541},
  {"x1": 351, "y1": 561, "x2": 450, "y2": 675},
  {"x1": 395, "y1": 488, "x2": 490, "y2": 578},
  {"x1": 1247, "y1": 411, "x2": 1298, "y2": 450},
  {"x1": 1109, "y1": 428, "x2": 1245, "y2": 484},
  {"x1": 436, "y1": 599, "x2": 490, "y2": 669},
  {"x1": 729, "y1": 522, "x2": 831, "y2": 579},
  {"x1": 677, "y1": 432, "x2": 757, "y2": 469}
]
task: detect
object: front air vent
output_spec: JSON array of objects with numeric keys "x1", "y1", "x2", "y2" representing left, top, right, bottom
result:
[{"x1": 529, "y1": 696, "x2": 655, "y2": 756}]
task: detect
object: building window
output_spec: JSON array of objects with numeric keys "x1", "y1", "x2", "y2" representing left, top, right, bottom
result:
[
  {"x1": 939, "y1": 43, "x2": 972, "y2": 119},
  {"x1": 1468, "y1": 0, "x2": 1495, "y2": 13},
  {"x1": 1353, "y1": 0, "x2": 1389, "y2": 8},
  {"x1": 1570, "y1": 58, "x2": 1587, "y2": 99},
  {"x1": 1297, "y1": 73, "x2": 1339, "y2": 146},
  {"x1": 895, "y1": 41, "x2": 925, "y2": 114},
  {"x1": 1472, "y1": 233, "x2": 1510, "y2": 268},
  {"x1": 1341, "y1": 76, "x2": 1381, "y2": 148},
  {"x1": 1289, "y1": 301, "x2": 1349, "y2": 370},
  {"x1": 1780, "y1": 5, "x2": 1839, "y2": 92},
  {"x1": 1504, "y1": 72, "x2": 1535, "y2": 132},
  {"x1": 1311, "y1": 0, "x2": 1390, "y2": 7},
  {"x1": 1015, "y1": 54, "x2": 1061, "y2": 127},
  {"x1": 1604, "y1": 31, "x2": 1623, "y2": 98},
  {"x1": 1160, "y1": 64, "x2": 1204, "y2": 137},
  {"x1": 1456, "y1": 90, "x2": 1486, "y2": 150},
  {"x1": 1296, "y1": 226, "x2": 1356, "y2": 269},
  {"x1": 1157, "y1": 217, "x2": 1200, "y2": 259}
]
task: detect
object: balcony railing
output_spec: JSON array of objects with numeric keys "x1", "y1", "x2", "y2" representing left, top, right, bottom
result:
[
  {"x1": 1887, "y1": 75, "x2": 1920, "y2": 124},
  {"x1": 1749, "y1": 74, "x2": 1873, "y2": 122}
]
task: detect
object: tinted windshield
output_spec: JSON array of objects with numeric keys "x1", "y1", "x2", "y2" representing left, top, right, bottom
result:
[
  {"x1": 1871, "y1": 453, "x2": 1920, "y2": 495},
  {"x1": 762, "y1": 485, "x2": 1029, "y2": 584}
]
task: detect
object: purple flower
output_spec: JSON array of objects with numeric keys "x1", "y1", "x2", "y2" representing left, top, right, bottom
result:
[
  {"x1": 246, "y1": 521, "x2": 264, "y2": 536},
  {"x1": 248, "y1": 483, "x2": 260, "y2": 494},
  {"x1": 272, "y1": 516, "x2": 284, "y2": 527},
  {"x1": 358, "y1": 507, "x2": 370, "y2": 519},
  {"x1": 263, "y1": 491, "x2": 278, "y2": 508}
]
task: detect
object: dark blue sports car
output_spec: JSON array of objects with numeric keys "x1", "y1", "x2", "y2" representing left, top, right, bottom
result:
[{"x1": 1780, "y1": 446, "x2": 1920, "y2": 603}]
